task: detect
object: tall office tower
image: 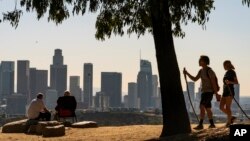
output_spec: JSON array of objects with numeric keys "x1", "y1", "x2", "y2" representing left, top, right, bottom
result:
[
  {"x1": 94, "y1": 92, "x2": 109, "y2": 111},
  {"x1": 70, "y1": 76, "x2": 82, "y2": 103},
  {"x1": 45, "y1": 89, "x2": 58, "y2": 110},
  {"x1": 152, "y1": 75, "x2": 158, "y2": 97},
  {"x1": 123, "y1": 95, "x2": 129, "y2": 108},
  {"x1": 50, "y1": 49, "x2": 67, "y2": 97},
  {"x1": 155, "y1": 87, "x2": 162, "y2": 109},
  {"x1": 137, "y1": 60, "x2": 153, "y2": 110},
  {"x1": 152, "y1": 75, "x2": 159, "y2": 108},
  {"x1": 6, "y1": 94, "x2": 27, "y2": 115},
  {"x1": 187, "y1": 82, "x2": 195, "y2": 104},
  {"x1": 0, "y1": 61, "x2": 15, "y2": 99},
  {"x1": 29, "y1": 68, "x2": 48, "y2": 101},
  {"x1": 194, "y1": 85, "x2": 202, "y2": 113},
  {"x1": 17, "y1": 60, "x2": 30, "y2": 100},
  {"x1": 83, "y1": 63, "x2": 93, "y2": 108},
  {"x1": 232, "y1": 84, "x2": 240, "y2": 114},
  {"x1": 128, "y1": 82, "x2": 138, "y2": 108},
  {"x1": 183, "y1": 91, "x2": 190, "y2": 112},
  {"x1": 101, "y1": 72, "x2": 122, "y2": 107},
  {"x1": 183, "y1": 82, "x2": 195, "y2": 113}
]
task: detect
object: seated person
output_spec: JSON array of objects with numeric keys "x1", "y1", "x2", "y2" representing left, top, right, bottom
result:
[
  {"x1": 55, "y1": 91, "x2": 77, "y2": 118},
  {"x1": 27, "y1": 93, "x2": 51, "y2": 121}
]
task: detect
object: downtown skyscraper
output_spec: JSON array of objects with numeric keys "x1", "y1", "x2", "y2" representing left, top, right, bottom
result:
[
  {"x1": 101, "y1": 72, "x2": 122, "y2": 107},
  {"x1": 29, "y1": 68, "x2": 48, "y2": 101},
  {"x1": 137, "y1": 59, "x2": 153, "y2": 110},
  {"x1": 128, "y1": 82, "x2": 138, "y2": 108},
  {"x1": 70, "y1": 76, "x2": 82, "y2": 103},
  {"x1": 0, "y1": 61, "x2": 15, "y2": 100},
  {"x1": 83, "y1": 63, "x2": 93, "y2": 108},
  {"x1": 17, "y1": 60, "x2": 30, "y2": 101},
  {"x1": 50, "y1": 49, "x2": 67, "y2": 97}
]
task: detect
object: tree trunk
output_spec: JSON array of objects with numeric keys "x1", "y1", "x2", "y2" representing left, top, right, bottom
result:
[{"x1": 150, "y1": 0, "x2": 192, "y2": 137}]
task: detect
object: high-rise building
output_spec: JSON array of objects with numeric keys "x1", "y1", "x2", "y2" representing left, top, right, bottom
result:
[
  {"x1": 195, "y1": 84, "x2": 202, "y2": 113},
  {"x1": 17, "y1": 60, "x2": 30, "y2": 99},
  {"x1": 152, "y1": 75, "x2": 159, "y2": 108},
  {"x1": 184, "y1": 82, "x2": 195, "y2": 113},
  {"x1": 232, "y1": 84, "x2": 240, "y2": 114},
  {"x1": 155, "y1": 87, "x2": 162, "y2": 109},
  {"x1": 152, "y1": 75, "x2": 158, "y2": 97},
  {"x1": 187, "y1": 82, "x2": 195, "y2": 104},
  {"x1": 183, "y1": 91, "x2": 190, "y2": 112},
  {"x1": 128, "y1": 82, "x2": 138, "y2": 108},
  {"x1": 83, "y1": 63, "x2": 93, "y2": 108},
  {"x1": 123, "y1": 95, "x2": 129, "y2": 108},
  {"x1": 6, "y1": 93, "x2": 27, "y2": 115},
  {"x1": 70, "y1": 76, "x2": 82, "y2": 103},
  {"x1": 0, "y1": 61, "x2": 15, "y2": 100},
  {"x1": 101, "y1": 72, "x2": 122, "y2": 107},
  {"x1": 94, "y1": 91, "x2": 109, "y2": 111},
  {"x1": 29, "y1": 68, "x2": 36, "y2": 101},
  {"x1": 137, "y1": 60, "x2": 153, "y2": 110},
  {"x1": 45, "y1": 89, "x2": 58, "y2": 110},
  {"x1": 29, "y1": 68, "x2": 48, "y2": 101},
  {"x1": 50, "y1": 49, "x2": 67, "y2": 97}
]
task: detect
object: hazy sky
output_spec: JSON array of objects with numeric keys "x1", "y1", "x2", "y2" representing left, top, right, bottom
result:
[{"x1": 1, "y1": 0, "x2": 250, "y2": 96}]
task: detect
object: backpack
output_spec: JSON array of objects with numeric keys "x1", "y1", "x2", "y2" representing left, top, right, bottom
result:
[{"x1": 206, "y1": 67, "x2": 220, "y2": 92}]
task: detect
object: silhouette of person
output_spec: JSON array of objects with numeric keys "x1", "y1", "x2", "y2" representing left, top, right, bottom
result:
[
  {"x1": 54, "y1": 91, "x2": 77, "y2": 120},
  {"x1": 220, "y1": 60, "x2": 238, "y2": 127},
  {"x1": 27, "y1": 93, "x2": 51, "y2": 121},
  {"x1": 184, "y1": 55, "x2": 220, "y2": 130}
]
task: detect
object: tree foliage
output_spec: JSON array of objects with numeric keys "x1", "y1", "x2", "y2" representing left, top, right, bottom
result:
[
  {"x1": 1, "y1": 0, "x2": 250, "y2": 37},
  {"x1": 1, "y1": 0, "x2": 250, "y2": 137},
  {"x1": 1, "y1": 0, "x2": 250, "y2": 38}
]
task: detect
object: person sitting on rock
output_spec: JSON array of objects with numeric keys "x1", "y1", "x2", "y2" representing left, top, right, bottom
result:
[
  {"x1": 27, "y1": 93, "x2": 51, "y2": 121},
  {"x1": 54, "y1": 91, "x2": 77, "y2": 120}
]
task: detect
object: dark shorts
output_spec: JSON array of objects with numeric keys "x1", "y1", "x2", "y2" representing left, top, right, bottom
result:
[
  {"x1": 223, "y1": 86, "x2": 235, "y2": 97},
  {"x1": 200, "y1": 92, "x2": 214, "y2": 108}
]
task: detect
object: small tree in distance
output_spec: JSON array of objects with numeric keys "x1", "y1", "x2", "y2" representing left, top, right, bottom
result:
[{"x1": 1, "y1": 0, "x2": 250, "y2": 137}]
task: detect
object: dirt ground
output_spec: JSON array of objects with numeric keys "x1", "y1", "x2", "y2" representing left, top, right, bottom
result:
[
  {"x1": 0, "y1": 125, "x2": 161, "y2": 141},
  {"x1": 0, "y1": 124, "x2": 228, "y2": 141}
]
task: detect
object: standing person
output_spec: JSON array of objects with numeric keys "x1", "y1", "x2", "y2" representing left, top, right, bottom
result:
[
  {"x1": 220, "y1": 60, "x2": 238, "y2": 127},
  {"x1": 183, "y1": 55, "x2": 220, "y2": 130},
  {"x1": 27, "y1": 93, "x2": 51, "y2": 121}
]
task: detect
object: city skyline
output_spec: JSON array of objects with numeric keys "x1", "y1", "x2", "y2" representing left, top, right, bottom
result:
[
  {"x1": 0, "y1": 51, "x2": 250, "y2": 98},
  {"x1": 1, "y1": 0, "x2": 250, "y2": 97},
  {"x1": 0, "y1": 53, "x2": 156, "y2": 95}
]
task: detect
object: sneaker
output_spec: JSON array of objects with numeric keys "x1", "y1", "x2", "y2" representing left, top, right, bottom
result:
[
  {"x1": 231, "y1": 116, "x2": 236, "y2": 124},
  {"x1": 208, "y1": 124, "x2": 216, "y2": 128},
  {"x1": 193, "y1": 125, "x2": 204, "y2": 130}
]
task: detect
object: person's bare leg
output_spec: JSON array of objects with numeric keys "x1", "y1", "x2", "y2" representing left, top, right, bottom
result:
[
  {"x1": 194, "y1": 104, "x2": 206, "y2": 129},
  {"x1": 220, "y1": 97, "x2": 227, "y2": 114},
  {"x1": 200, "y1": 105, "x2": 206, "y2": 120},
  {"x1": 206, "y1": 108, "x2": 213, "y2": 120},
  {"x1": 226, "y1": 96, "x2": 233, "y2": 124},
  {"x1": 206, "y1": 108, "x2": 215, "y2": 128}
]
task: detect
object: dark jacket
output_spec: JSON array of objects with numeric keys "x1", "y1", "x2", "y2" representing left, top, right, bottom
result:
[{"x1": 55, "y1": 96, "x2": 77, "y2": 111}]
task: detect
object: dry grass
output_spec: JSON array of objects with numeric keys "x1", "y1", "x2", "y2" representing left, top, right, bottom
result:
[
  {"x1": 0, "y1": 124, "x2": 228, "y2": 141},
  {"x1": 0, "y1": 125, "x2": 162, "y2": 141}
]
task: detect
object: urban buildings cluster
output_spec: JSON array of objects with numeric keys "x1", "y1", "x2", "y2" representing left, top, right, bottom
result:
[{"x1": 0, "y1": 49, "x2": 161, "y2": 117}]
